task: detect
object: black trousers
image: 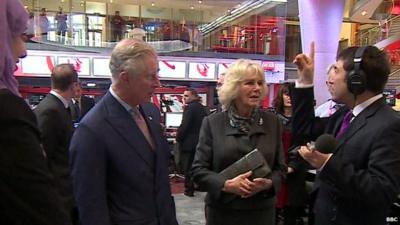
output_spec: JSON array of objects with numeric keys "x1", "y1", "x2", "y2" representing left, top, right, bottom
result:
[{"x1": 179, "y1": 151, "x2": 195, "y2": 193}]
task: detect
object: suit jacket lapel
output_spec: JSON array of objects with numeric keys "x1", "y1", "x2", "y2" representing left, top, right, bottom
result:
[
  {"x1": 336, "y1": 98, "x2": 385, "y2": 150},
  {"x1": 103, "y1": 92, "x2": 155, "y2": 168}
]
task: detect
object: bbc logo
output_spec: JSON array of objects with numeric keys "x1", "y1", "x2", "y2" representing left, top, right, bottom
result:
[{"x1": 386, "y1": 216, "x2": 399, "y2": 224}]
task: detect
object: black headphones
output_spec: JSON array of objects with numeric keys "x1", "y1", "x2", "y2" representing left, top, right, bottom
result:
[{"x1": 347, "y1": 46, "x2": 367, "y2": 95}]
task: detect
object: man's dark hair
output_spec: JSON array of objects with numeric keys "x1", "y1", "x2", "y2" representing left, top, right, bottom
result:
[
  {"x1": 51, "y1": 64, "x2": 78, "y2": 91},
  {"x1": 337, "y1": 46, "x2": 390, "y2": 94},
  {"x1": 186, "y1": 88, "x2": 199, "y2": 99}
]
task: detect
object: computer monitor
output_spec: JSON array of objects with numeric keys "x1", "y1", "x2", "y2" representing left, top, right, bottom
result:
[{"x1": 165, "y1": 112, "x2": 183, "y2": 128}]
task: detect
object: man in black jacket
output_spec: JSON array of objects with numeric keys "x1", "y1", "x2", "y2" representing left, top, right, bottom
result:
[
  {"x1": 176, "y1": 88, "x2": 208, "y2": 196},
  {"x1": 70, "y1": 85, "x2": 95, "y2": 123},
  {"x1": 34, "y1": 63, "x2": 79, "y2": 224}
]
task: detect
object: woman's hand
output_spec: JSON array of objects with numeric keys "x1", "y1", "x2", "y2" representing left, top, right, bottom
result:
[
  {"x1": 242, "y1": 178, "x2": 273, "y2": 198},
  {"x1": 222, "y1": 171, "x2": 273, "y2": 198},
  {"x1": 222, "y1": 171, "x2": 253, "y2": 196}
]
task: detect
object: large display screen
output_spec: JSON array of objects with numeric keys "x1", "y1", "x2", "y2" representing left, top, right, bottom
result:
[
  {"x1": 93, "y1": 58, "x2": 112, "y2": 76},
  {"x1": 158, "y1": 60, "x2": 186, "y2": 78},
  {"x1": 21, "y1": 55, "x2": 54, "y2": 74},
  {"x1": 165, "y1": 112, "x2": 183, "y2": 128},
  {"x1": 58, "y1": 56, "x2": 90, "y2": 76},
  {"x1": 189, "y1": 62, "x2": 216, "y2": 79},
  {"x1": 383, "y1": 89, "x2": 396, "y2": 106},
  {"x1": 263, "y1": 61, "x2": 285, "y2": 83}
]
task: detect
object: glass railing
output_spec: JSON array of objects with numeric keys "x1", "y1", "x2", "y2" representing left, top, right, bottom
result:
[{"x1": 23, "y1": 0, "x2": 288, "y2": 60}]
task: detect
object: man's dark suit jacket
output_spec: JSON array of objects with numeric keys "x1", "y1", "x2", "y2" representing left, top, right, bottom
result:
[
  {"x1": 176, "y1": 100, "x2": 208, "y2": 152},
  {"x1": 70, "y1": 95, "x2": 95, "y2": 122},
  {"x1": 291, "y1": 87, "x2": 400, "y2": 225},
  {"x1": 141, "y1": 102, "x2": 162, "y2": 125},
  {"x1": 34, "y1": 93, "x2": 75, "y2": 212},
  {"x1": 0, "y1": 89, "x2": 70, "y2": 225},
  {"x1": 69, "y1": 92, "x2": 178, "y2": 225}
]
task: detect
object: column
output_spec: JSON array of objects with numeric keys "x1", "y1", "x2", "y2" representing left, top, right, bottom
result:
[{"x1": 298, "y1": 0, "x2": 345, "y2": 106}]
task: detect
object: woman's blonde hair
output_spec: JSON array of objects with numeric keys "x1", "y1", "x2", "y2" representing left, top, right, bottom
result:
[{"x1": 218, "y1": 59, "x2": 267, "y2": 109}]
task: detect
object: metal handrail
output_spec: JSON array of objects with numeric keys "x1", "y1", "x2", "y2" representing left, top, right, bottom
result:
[
  {"x1": 389, "y1": 67, "x2": 400, "y2": 77},
  {"x1": 357, "y1": 14, "x2": 400, "y2": 46},
  {"x1": 359, "y1": 14, "x2": 400, "y2": 37}
]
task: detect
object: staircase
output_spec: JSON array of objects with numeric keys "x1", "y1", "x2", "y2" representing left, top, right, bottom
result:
[
  {"x1": 387, "y1": 65, "x2": 400, "y2": 91},
  {"x1": 389, "y1": 16, "x2": 400, "y2": 36}
]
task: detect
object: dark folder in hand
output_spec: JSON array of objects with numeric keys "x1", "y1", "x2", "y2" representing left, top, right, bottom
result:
[{"x1": 220, "y1": 149, "x2": 271, "y2": 180}]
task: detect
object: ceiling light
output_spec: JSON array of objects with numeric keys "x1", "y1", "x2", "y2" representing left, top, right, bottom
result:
[
  {"x1": 198, "y1": 0, "x2": 203, "y2": 3},
  {"x1": 361, "y1": 10, "x2": 367, "y2": 16},
  {"x1": 110, "y1": 0, "x2": 113, "y2": 3},
  {"x1": 190, "y1": 5, "x2": 195, "y2": 10},
  {"x1": 151, "y1": 2, "x2": 155, "y2": 7}
]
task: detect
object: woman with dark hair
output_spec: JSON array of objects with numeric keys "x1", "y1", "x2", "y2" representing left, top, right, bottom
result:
[
  {"x1": 0, "y1": 1, "x2": 70, "y2": 224},
  {"x1": 273, "y1": 84, "x2": 291, "y2": 224},
  {"x1": 273, "y1": 83, "x2": 307, "y2": 225}
]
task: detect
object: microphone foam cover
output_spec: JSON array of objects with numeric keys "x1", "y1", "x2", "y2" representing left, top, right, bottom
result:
[{"x1": 315, "y1": 134, "x2": 337, "y2": 154}]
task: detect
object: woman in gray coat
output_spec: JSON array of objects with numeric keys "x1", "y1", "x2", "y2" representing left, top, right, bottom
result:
[{"x1": 192, "y1": 59, "x2": 286, "y2": 225}]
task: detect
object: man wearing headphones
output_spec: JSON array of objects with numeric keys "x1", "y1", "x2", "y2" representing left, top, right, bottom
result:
[{"x1": 291, "y1": 43, "x2": 400, "y2": 225}]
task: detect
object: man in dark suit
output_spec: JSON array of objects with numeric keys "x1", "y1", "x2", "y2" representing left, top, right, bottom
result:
[
  {"x1": 69, "y1": 39, "x2": 178, "y2": 225},
  {"x1": 70, "y1": 85, "x2": 95, "y2": 123},
  {"x1": 34, "y1": 63, "x2": 79, "y2": 224},
  {"x1": 176, "y1": 88, "x2": 208, "y2": 197},
  {"x1": 292, "y1": 43, "x2": 400, "y2": 225}
]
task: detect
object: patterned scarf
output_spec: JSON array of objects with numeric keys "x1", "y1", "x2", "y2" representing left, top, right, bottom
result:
[{"x1": 228, "y1": 105, "x2": 259, "y2": 134}]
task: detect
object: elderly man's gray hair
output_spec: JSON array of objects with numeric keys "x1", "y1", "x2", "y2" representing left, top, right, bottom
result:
[{"x1": 109, "y1": 39, "x2": 157, "y2": 81}]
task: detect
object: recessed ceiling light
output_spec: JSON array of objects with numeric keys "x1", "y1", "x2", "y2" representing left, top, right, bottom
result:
[
  {"x1": 198, "y1": 0, "x2": 203, "y2": 3},
  {"x1": 361, "y1": 10, "x2": 367, "y2": 16},
  {"x1": 190, "y1": 5, "x2": 195, "y2": 10},
  {"x1": 151, "y1": 2, "x2": 155, "y2": 7}
]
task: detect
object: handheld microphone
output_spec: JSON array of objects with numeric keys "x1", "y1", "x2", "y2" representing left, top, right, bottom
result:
[
  {"x1": 289, "y1": 134, "x2": 337, "y2": 158},
  {"x1": 314, "y1": 134, "x2": 337, "y2": 154}
]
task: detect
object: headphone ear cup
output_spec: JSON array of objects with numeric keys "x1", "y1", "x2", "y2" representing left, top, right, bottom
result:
[{"x1": 347, "y1": 70, "x2": 366, "y2": 95}]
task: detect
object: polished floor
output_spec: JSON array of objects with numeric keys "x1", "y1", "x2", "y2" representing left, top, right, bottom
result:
[{"x1": 174, "y1": 192, "x2": 206, "y2": 225}]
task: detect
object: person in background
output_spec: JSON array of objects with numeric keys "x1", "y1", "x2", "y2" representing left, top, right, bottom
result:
[
  {"x1": 293, "y1": 43, "x2": 400, "y2": 225},
  {"x1": 314, "y1": 64, "x2": 344, "y2": 118},
  {"x1": 192, "y1": 59, "x2": 286, "y2": 225},
  {"x1": 25, "y1": 11, "x2": 35, "y2": 41},
  {"x1": 176, "y1": 88, "x2": 208, "y2": 197},
  {"x1": 34, "y1": 64, "x2": 80, "y2": 225},
  {"x1": 70, "y1": 39, "x2": 178, "y2": 225},
  {"x1": 55, "y1": 7, "x2": 68, "y2": 42},
  {"x1": 0, "y1": 1, "x2": 70, "y2": 224},
  {"x1": 38, "y1": 8, "x2": 49, "y2": 36},
  {"x1": 111, "y1": 11, "x2": 125, "y2": 42},
  {"x1": 273, "y1": 83, "x2": 307, "y2": 225},
  {"x1": 70, "y1": 85, "x2": 95, "y2": 123}
]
